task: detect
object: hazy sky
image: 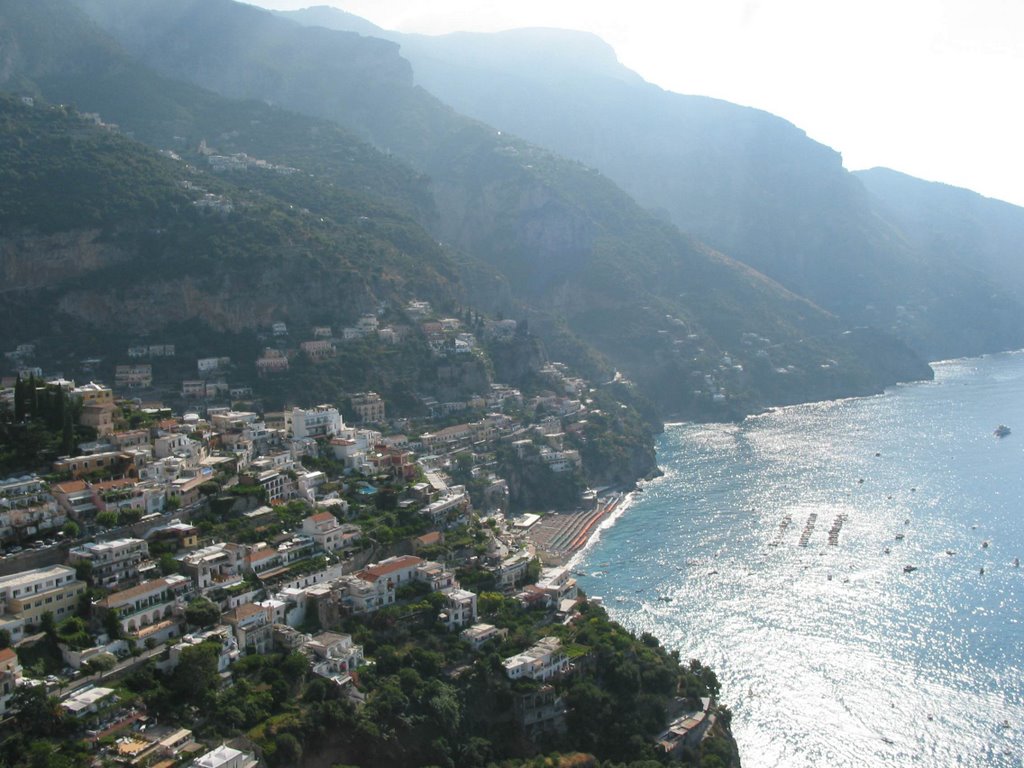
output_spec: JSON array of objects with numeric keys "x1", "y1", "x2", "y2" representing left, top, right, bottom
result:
[{"x1": 250, "y1": 0, "x2": 1024, "y2": 207}]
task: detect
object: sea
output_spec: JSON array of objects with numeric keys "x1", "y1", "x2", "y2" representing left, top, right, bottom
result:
[{"x1": 575, "y1": 351, "x2": 1024, "y2": 767}]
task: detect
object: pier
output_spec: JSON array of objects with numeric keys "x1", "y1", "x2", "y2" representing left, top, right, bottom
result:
[
  {"x1": 768, "y1": 514, "x2": 792, "y2": 547},
  {"x1": 827, "y1": 513, "x2": 847, "y2": 546},
  {"x1": 798, "y1": 513, "x2": 818, "y2": 547}
]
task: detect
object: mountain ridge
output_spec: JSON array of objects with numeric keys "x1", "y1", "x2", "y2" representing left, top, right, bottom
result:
[
  {"x1": 0, "y1": 0, "x2": 935, "y2": 420},
  {"x1": 275, "y1": 6, "x2": 1024, "y2": 362}
]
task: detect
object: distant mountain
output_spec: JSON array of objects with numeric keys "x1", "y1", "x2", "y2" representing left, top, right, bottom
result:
[
  {"x1": 855, "y1": 168, "x2": 1024, "y2": 300},
  {"x1": 0, "y1": 0, "x2": 933, "y2": 419},
  {"x1": 277, "y1": 7, "x2": 1024, "y2": 362}
]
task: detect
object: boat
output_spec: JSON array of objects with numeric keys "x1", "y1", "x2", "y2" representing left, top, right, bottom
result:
[
  {"x1": 903, "y1": 565, "x2": 918, "y2": 573},
  {"x1": 895, "y1": 533, "x2": 905, "y2": 541},
  {"x1": 1014, "y1": 558, "x2": 1020, "y2": 568},
  {"x1": 946, "y1": 549, "x2": 956, "y2": 556},
  {"x1": 982, "y1": 541, "x2": 990, "y2": 549},
  {"x1": 994, "y1": 424, "x2": 1011, "y2": 438}
]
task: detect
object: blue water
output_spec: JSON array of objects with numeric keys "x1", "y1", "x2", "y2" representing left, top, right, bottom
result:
[{"x1": 577, "y1": 352, "x2": 1024, "y2": 767}]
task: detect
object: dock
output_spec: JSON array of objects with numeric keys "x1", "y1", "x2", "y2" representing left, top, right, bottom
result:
[
  {"x1": 827, "y1": 513, "x2": 847, "y2": 546},
  {"x1": 798, "y1": 513, "x2": 818, "y2": 547},
  {"x1": 768, "y1": 514, "x2": 792, "y2": 547}
]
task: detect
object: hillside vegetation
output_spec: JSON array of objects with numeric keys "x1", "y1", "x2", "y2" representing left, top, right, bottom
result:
[{"x1": 0, "y1": 0, "x2": 934, "y2": 419}]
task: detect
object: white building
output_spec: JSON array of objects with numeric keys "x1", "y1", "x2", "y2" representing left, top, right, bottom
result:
[
  {"x1": 440, "y1": 588, "x2": 478, "y2": 630},
  {"x1": 95, "y1": 574, "x2": 193, "y2": 637},
  {"x1": 0, "y1": 565, "x2": 86, "y2": 642},
  {"x1": 301, "y1": 512, "x2": 360, "y2": 553},
  {"x1": 350, "y1": 392, "x2": 385, "y2": 424},
  {"x1": 288, "y1": 405, "x2": 343, "y2": 440},
  {"x1": 503, "y1": 637, "x2": 569, "y2": 681},
  {"x1": 181, "y1": 543, "x2": 246, "y2": 592},
  {"x1": 68, "y1": 538, "x2": 149, "y2": 588},
  {"x1": 461, "y1": 622, "x2": 508, "y2": 650},
  {"x1": 0, "y1": 647, "x2": 22, "y2": 716},
  {"x1": 223, "y1": 603, "x2": 273, "y2": 655},
  {"x1": 191, "y1": 745, "x2": 259, "y2": 768},
  {"x1": 305, "y1": 631, "x2": 364, "y2": 682}
]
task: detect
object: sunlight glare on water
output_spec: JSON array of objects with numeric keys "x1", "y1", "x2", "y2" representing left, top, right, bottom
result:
[{"x1": 578, "y1": 352, "x2": 1024, "y2": 767}]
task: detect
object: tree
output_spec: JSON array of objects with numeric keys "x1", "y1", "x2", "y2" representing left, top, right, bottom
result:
[
  {"x1": 281, "y1": 652, "x2": 309, "y2": 690},
  {"x1": 0, "y1": 629, "x2": 11, "y2": 649},
  {"x1": 11, "y1": 685, "x2": 66, "y2": 737},
  {"x1": 73, "y1": 560, "x2": 92, "y2": 585},
  {"x1": 61, "y1": 408, "x2": 74, "y2": 455},
  {"x1": 62, "y1": 520, "x2": 80, "y2": 539},
  {"x1": 95, "y1": 510, "x2": 119, "y2": 528},
  {"x1": 271, "y1": 733, "x2": 302, "y2": 767},
  {"x1": 158, "y1": 552, "x2": 180, "y2": 576},
  {"x1": 184, "y1": 598, "x2": 221, "y2": 629},
  {"x1": 81, "y1": 652, "x2": 116, "y2": 675},
  {"x1": 14, "y1": 376, "x2": 26, "y2": 422},
  {"x1": 169, "y1": 640, "x2": 221, "y2": 708},
  {"x1": 102, "y1": 608, "x2": 124, "y2": 641},
  {"x1": 39, "y1": 610, "x2": 57, "y2": 638}
]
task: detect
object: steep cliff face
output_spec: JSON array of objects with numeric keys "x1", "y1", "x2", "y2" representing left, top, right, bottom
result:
[
  {"x1": 0, "y1": 230, "x2": 125, "y2": 290},
  {"x1": 0, "y1": 92, "x2": 463, "y2": 365}
]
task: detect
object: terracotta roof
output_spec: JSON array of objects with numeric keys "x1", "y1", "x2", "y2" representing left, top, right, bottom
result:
[
  {"x1": 98, "y1": 577, "x2": 184, "y2": 608},
  {"x1": 226, "y1": 603, "x2": 268, "y2": 622},
  {"x1": 53, "y1": 480, "x2": 89, "y2": 493},
  {"x1": 415, "y1": 531, "x2": 443, "y2": 546},
  {"x1": 357, "y1": 555, "x2": 422, "y2": 581},
  {"x1": 307, "y1": 512, "x2": 336, "y2": 524},
  {"x1": 248, "y1": 548, "x2": 278, "y2": 562},
  {"x1": 0, "y1": 647, "x2": 17, "y2": 664},
  {"x1": 93, "y1": 478, "x2": 137, "y2": 491}
]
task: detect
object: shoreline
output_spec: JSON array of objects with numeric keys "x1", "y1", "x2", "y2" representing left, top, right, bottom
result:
[{"x1": 525, "y1": 489, "x2": 640, "y2": 568}]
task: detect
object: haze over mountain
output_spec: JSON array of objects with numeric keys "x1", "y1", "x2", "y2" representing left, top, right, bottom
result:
[
  {"x1": 277, "y1": 6, "x2": 1024, "y2": 362},
  {"x1": 0, "y1": 0, "x2": 938, "y2": 419}
]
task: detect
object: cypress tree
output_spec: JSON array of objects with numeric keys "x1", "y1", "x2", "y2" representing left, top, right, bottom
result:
[
  {"x1": 13, "y1": 376, "x2": 25, "y2": 421},
  {"x1": 61, "y1": 410, "x2": 74, "y2": 456},
  {"x1": 29, "y1": 374, "x2": 40, "y2": 417},
  {"x1": 53, "y1": 387, "x2": 66, "y2": 431}
]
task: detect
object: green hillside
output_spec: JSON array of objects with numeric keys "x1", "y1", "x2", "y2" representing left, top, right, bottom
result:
[
  {"x1": 0, "y1": 93, "x2": 459, "y2": 373},
  {"x1": 44, "y1": 0, "x2": 933, "y2": 417}
]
